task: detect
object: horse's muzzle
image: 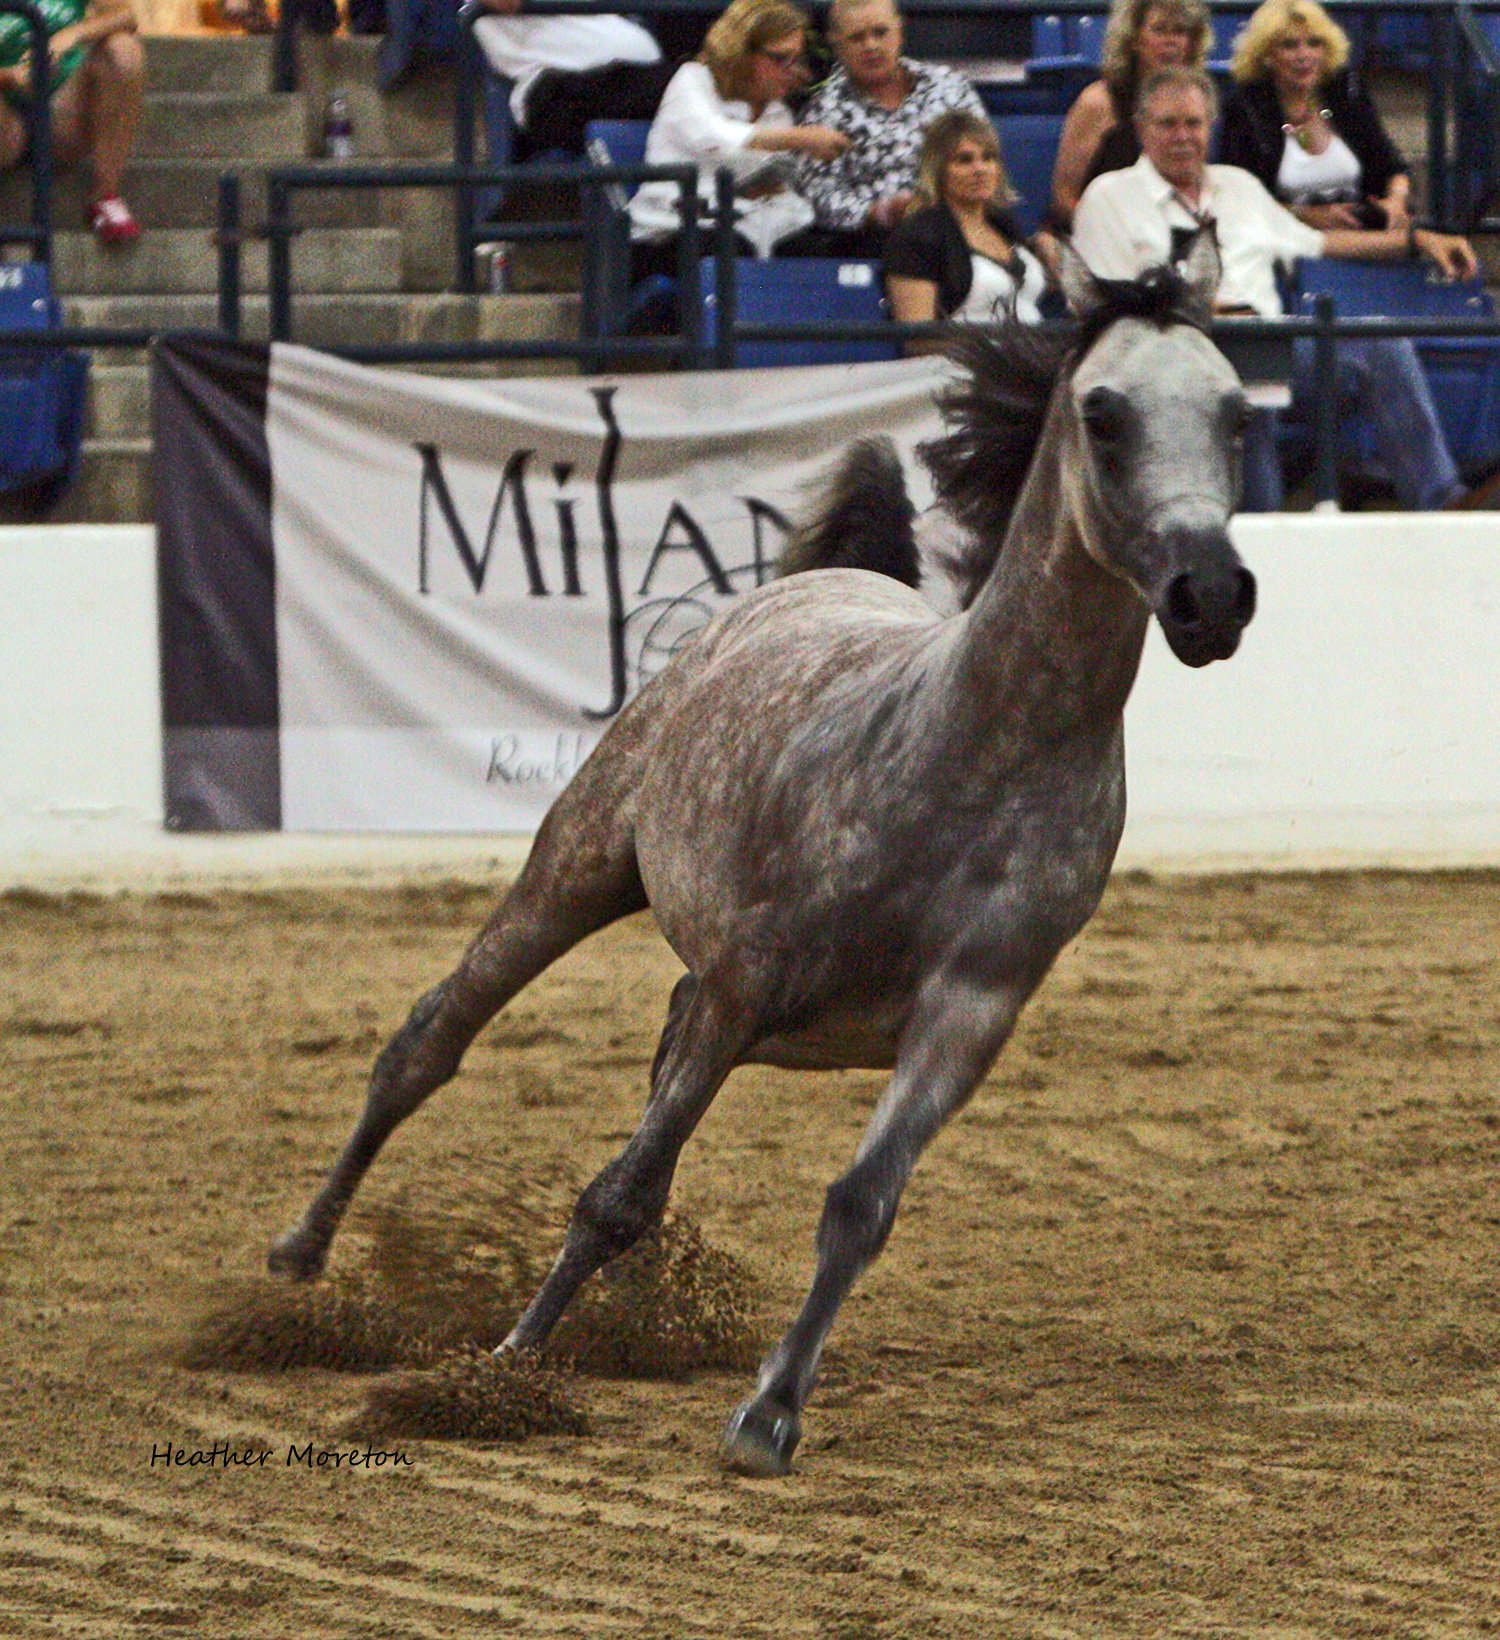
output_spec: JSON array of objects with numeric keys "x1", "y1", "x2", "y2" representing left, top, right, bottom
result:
[{"x1": 1152, "y1": 529, "x2": 1257, "y2": 667}]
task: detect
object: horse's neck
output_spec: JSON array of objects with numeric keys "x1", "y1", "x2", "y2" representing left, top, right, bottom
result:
[{"x1": 945, "y1": 399, "x2": 1150, "y2": 738}]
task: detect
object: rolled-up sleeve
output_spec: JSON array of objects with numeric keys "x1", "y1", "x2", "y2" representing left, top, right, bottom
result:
[{"x1": 649, "y1": 62, "x2": 756, "y2": 167}]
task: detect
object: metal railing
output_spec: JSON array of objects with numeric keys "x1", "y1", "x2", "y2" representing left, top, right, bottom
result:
[
  {"x1": 0, "y1": 0, "x2": 53, "y2": 263},
  {"x1": 226, "y1": 157, "x2": 710, "y2": 367}
]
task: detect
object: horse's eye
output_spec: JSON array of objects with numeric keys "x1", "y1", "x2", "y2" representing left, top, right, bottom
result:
[{"x1": 1080, "y1": 388, "x2": 1127, "y2": 446}]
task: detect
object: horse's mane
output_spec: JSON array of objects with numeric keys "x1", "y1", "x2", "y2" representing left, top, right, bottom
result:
[{"x1": 921, "y1": 265, "x2": 1205, "y2": 608}]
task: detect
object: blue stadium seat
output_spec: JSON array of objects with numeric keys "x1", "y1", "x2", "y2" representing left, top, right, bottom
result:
[
  {"x1": 1288, "y1": 258, "x2": 1496, "y2": 321},
  {"x1": 1030, "y1": 13, "x2": 1068, "y2": 60},
  {"x1": 1373, "y1": 11, "x2": 1430, "y2": 72},
  {"x1": 1207, "y1": 7, "x2": 1248, "y2": 75},
  {"x1": 993, "y1": 112, "x2": 1067, "y2": 236},
  {"x1": 0, "y1": 263, "x2": 88, "y2": 509},
  {"x1": 1025, "y1": 11, "x2": 1103, "y2": 104},
  {"x1": 699, "y1": 258, "x2": 897, "y2": 368},
  {"x1": 582, "y1": 119, "x2": 663, "y2": 336},
  {"x1": 584, "y1": 118, "x2": 651, "y2": 198},
  {"x1": 1288, "y1": 258, "x2": 1500, "y2": 482}
]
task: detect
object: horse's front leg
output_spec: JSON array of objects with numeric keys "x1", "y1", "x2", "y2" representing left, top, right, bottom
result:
[
  {"x1": 720, "y1": 973, "x2": 1028, "y2": 1478},
  {"x1": 501, "y1": 966, "x2": 762, "y2": 1353}
]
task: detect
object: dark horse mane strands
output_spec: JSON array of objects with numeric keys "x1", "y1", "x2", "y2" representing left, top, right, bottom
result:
[{"x1": 921, "y1": 266, "x2": 1206, "y2": 609}]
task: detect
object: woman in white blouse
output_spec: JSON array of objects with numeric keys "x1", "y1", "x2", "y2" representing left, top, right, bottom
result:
[{"x1": 628, "y1": 0, "x2": 849, "y2": 265}]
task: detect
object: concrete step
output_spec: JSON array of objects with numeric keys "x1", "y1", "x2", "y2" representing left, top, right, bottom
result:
[
  {"x1": 48, "y1": 439, "x2": 153, "y2": 525},
  {"x1": 50, "y1": 227, "x2": 404, "y2": 295},
  {"x1": 85, "y1": 364, "x2": 151, "y2": 440},
  {"x1": 0, "y1": 160, "x2": 386, "y2": 230},
  {"x1": 143, "y1": 33, "x2": 274, "y2": 94},
  {"x1": 63, "y1": 290, "x2": 581, "y2": 352},
  {"x1": 140, "y1": 91, "x2": 307, "y2": 160}
]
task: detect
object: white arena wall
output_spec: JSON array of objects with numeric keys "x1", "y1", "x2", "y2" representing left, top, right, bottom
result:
[{"x1": 2, "y1": 517, "x2": 1497, "y2": 890}]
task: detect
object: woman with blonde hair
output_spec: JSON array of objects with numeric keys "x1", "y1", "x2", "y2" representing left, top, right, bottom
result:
[
  {"x1": 628, "y1": 0, "x2": 848, "y2": 262},
  {"x1": 883, "y1": 110, "x2": 1056, "y2": 330},
  {"x1": 1219, "y1": 0, "x2": 1421, "y2": 232},
  {"x1": 1049, "y1": 0, "x2": 1209, "y2": 226}
]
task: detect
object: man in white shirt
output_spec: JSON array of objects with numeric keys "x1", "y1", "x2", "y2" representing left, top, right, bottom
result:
[
  {"x1": 474, "y1": 0, "x2": 670, "y2": 159},
  {"x1": 1072, "y1": 66, "x2": 1481, "y2": 510}
]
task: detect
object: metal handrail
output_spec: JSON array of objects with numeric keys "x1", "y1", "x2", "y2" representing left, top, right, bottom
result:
[
  {"x1": 248, "y1": 156, "x2": 707, "y2": 363},
  {"x1": 0, "y1": 0, "x2": 53, "y2": 262}
]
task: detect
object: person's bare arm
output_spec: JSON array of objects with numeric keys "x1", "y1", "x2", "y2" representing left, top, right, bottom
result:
[
  {"x1": 48, "y1": 0, "x2": 137, "y2": 60},
  {"x1": 1323, "y1": 223, "x2": 1479, "y2": 280},
  {"x1": 1051, "y1": 81, "x2": 1113, "y2": 227},
  {"x1": 746, "y1": 125, "x2": 849, "y2": 162},
  {"x1": 885, "y1": 274, "x2": 945, "y2": 354}
]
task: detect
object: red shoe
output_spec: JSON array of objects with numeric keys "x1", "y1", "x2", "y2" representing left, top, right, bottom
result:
[{"x1": 91, "y1": 195, "x2": 140, "y2": 246}]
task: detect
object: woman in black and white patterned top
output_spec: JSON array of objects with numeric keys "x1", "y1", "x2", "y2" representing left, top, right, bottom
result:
[{"x1": 791, "y1": 0, "x2": 987, "y2": 260}]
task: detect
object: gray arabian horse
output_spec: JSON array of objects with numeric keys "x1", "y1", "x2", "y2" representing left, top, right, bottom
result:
[{"x1": 270, "y1": 238, "x2": 1256, "y2": 1477}]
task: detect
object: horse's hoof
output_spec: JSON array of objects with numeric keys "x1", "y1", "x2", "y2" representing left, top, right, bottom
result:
[
  {"x1": 267, "y1": 1229, "x2": 325, "y2": 1282},
  {"x1": 719, "y1": 1397, "x2": 801, "y2": 1478}
]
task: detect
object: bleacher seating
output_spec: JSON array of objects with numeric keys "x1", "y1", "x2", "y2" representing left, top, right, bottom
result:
[
  {"x1": 0, "y1": 263, "x2": 88, "y2": 511},
  {"x1": 700, "y1": 258, "x2": 897, "y2": 368},
  {"x1": 993, "y1": 112, "x2": 1067, "y2": 236},
  {"x1": 1288, "y1": 258, "x2": 1500, "y2": 481}
]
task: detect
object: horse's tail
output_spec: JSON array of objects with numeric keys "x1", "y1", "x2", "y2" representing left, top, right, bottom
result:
[{"x1": 777, "y1": 436, "x2": 921, "y2": 588}]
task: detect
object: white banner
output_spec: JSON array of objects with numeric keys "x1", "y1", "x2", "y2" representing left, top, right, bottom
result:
[{"x1": 266, "y1": 346, "x2": 950, "y2": 831}]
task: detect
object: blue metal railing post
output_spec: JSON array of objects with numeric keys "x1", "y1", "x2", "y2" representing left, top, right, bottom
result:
[
  {"x1": 272, "y1": 0, "x2": 297, "y2": 92},
  {"x1": 454, "y1": 0, "x2": 486, "y2": 293},
  {"x1": 713, "y1": 169, "x2": 736, "y2": 371},
  {"x1": 1313, "y1": 295, "x2": 1339, "y2": 509},
  {"x1": 268, "y1": 175, "x2": 293, "y2": 343},
  {"x1": 216, "y1": 174, "x2": 243, "y2": 338},
  {"x1": 1430, "y1": 2, "x2": 1456, "y2": 227},
  {"x1": 674, "y1": 168, "x2": 705, "y2": 370}
]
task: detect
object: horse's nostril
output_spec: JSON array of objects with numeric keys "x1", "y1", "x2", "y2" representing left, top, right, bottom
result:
[
  {"x1": 1166, "y1": 574, "x2": 1201, "y2": 628},
  {"x1": 1234, "y1": 568, "x2": 1258, "y2": 622}
]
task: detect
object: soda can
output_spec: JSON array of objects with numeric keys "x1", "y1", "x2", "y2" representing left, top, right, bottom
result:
[{"x1": 480, "y1": 242, "x2": 511, "y2": 293}]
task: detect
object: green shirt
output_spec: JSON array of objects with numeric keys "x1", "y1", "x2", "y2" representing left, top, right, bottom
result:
[{"x1": 0, "y1": 0, "x2": 89, "y2": 97}]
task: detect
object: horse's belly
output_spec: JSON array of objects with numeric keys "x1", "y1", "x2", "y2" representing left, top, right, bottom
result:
[{"x1": 746, "y1": 1002, "x2": 906, "y2": 1072}]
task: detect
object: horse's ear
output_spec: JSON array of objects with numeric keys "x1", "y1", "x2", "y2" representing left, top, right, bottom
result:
[
  {"x1": 1176, "y1": 227, "x2": 1222, "y2": 327},
  {"x1": 1056, "y1": 240, "x2": 1107, "y2": 320}
]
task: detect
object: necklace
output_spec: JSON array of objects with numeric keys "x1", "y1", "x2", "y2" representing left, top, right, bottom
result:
[{"x1": 1281, "y1": 108, "x2": 1332, "y2": 151}]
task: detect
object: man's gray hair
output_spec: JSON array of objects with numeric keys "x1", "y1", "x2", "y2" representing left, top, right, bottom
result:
[{"x1": 1134, "y1": 64, "x2": 1220, "y2": 126}]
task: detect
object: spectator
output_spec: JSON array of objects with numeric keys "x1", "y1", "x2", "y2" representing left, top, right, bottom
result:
[
  {"x1": 793, "y1": 0, "x2": 986, "y2": 259},
  {"x1": 0, "y1": 0, "x2": 144, "y2": 244},
  {"x1": 473, "y1": 2, "x2": 674, "y2": 162},
  {"x1": 1219, "y1": 0, "x2": 1427, "y2": 236},
  {"x1": 884, "y1": 110, "x2": 1057, "y2": 338},
  {"x1": 628, "y1": 0, "x2": 847, "y2": 267},
  {"x1": 1071, "y1": 66, "x2": 1489, "y2": 511},
  {"x1": 1050, "y1": 0, "x2": 1209, "y2": 228}
]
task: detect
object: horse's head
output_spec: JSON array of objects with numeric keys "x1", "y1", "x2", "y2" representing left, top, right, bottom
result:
[{"x1": 1057, "y1": 235, "x2": 1256, "y2": 667}]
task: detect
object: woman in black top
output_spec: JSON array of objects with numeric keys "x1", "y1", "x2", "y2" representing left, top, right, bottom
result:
[
  {"x1": 1218, "y1": 0, "x2": 1411, "y2": 230},
  {"x1": 883, "y1": 111, "x2": 1057, "y2": 339},
  {"x1": 1049, "y1": 0, "x2": 1210, "y2": 227}
]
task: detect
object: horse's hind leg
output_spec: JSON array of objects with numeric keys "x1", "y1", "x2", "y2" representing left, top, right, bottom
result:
[
  {"x1": 501, "y1": 968, "x2": 755, "y2": 1353},
  {"x1": 721, "y1": 977, "x2": 1028, "y2": 1477},
  {"x1": 268, "y1": 819, "x2": 647, "y2": 1281}
]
